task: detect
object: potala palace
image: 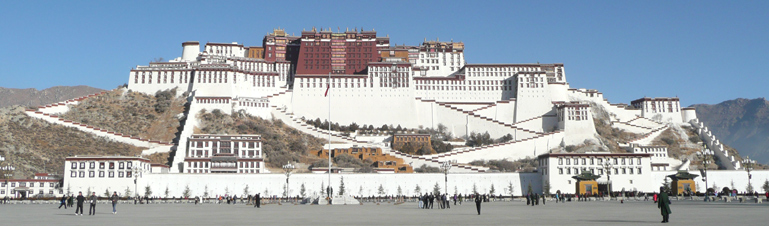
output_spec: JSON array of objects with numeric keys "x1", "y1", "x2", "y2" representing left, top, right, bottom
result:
[{"x1": 14, "y1": 28, "x2": 768, "y2": 200}]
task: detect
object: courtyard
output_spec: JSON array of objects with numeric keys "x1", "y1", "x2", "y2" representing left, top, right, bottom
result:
[{"x1": 0, "y1": 199, "x2": 766, "y2": 226}]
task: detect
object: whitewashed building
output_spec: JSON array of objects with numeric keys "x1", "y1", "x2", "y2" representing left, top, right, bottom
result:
[
  {"x1": 538, "y1": 152, "x2": 654, "y2": 194},
  {"x1": 63, "y1": 156, "x2": 151, "y2": 196},
  {"x1": 183, "y1": 134, "x2": 265, "y2": 174}
]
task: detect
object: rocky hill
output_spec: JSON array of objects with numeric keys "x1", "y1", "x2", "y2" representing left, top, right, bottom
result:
[
  {"x1": 692, "y1": 98, "x2": 769, "y2": 165},
  {"x1": 0, "y1": 86, "x2": 105, "y2": 108},
  {"x1": 61, "y1": 88, "x2": 186, "y2": 142},
  {"x1": 0, "y1": 106, "x2": 143, "y2": 178}
]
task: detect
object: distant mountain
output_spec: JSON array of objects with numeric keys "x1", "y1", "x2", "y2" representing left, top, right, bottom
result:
[
  {"x1": 692, "y1": 98, "x2": 769, "y2": 165},
  {"x1": 0, "y1": 86, "x2": 105, "y2": 108}
]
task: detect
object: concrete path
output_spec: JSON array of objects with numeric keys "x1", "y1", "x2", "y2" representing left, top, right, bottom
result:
[{"x1": 1, "y1": 200, "x2": 766, "y2": 226}]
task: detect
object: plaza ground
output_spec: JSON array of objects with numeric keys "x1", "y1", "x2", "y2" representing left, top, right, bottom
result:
[{"x1": 0, "y1": 199, "x2": 766, "y2": 226}]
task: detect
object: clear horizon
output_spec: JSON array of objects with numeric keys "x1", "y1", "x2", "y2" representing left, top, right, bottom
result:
[{"x1": 1, "y1": 0, "x2": 767, "y2": 106}]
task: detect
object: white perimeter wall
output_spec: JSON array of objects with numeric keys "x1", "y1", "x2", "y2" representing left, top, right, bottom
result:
[
  {"x1": 65, "y1": 172, "x2": 542, "y2": 198},
  {"x1": 64, "y1": 169, "x2": 769, "y2": 198}
]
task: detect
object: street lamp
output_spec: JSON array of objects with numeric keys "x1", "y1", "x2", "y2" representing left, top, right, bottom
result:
[
  {"x1": 440, "y1": 161, "x2": 454, "y2": 195},
  {"x1": 282, "y1": 161, "x2": 295, "y2": 199},
  {"x1": 742, "y1": 156, "x2": 755, "y2": 194},
  {"x1": 602, "y1": 160, "x2": 613, "y2": 198},
  {"x1": 132, "y1": 164, "x2": 146, "y2": 200},
  {"x1": 697, "y1": 148, "x2": 714, "y2": 198}
]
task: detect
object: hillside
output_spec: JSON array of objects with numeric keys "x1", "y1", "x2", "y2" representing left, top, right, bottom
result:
[
  {"x1": 0, "y1": 106, "x2": 144, "y2": 178},
  {"x1": 61, "y1": 88, "x2": 186, "y2": 142},
  {"x1": 195, "y1": 109, "x2": 326, "y2": 169},
  {"x1": 0, "y1": 86, "x2": 104, "y2": 108},
  {"x1": 693, "y1": 98, "x2": 769, "y2": 165}
]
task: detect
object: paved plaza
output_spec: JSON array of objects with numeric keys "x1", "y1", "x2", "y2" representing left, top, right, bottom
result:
[{"x1": 0, "y1": 199, "x2": 767, "y2": 225}]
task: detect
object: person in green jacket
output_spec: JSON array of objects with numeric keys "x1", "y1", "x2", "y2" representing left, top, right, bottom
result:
[{"x1": 657, "y1": 187, "x2": 671, "y2": 223}]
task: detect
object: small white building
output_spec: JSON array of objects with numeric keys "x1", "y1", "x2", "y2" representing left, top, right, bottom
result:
[
  {"x1": 1, "y1": 173, "x2": 61, "y2": 199},
  {"x1": 538, "y1": 152, "x2": 654, "y2": 194},
  {"x1": 184, "y1": 134, "x2": 265, "y2": 174},
  {"x1": 64, "y1": 156, "x2": 151, "y2": 197}
]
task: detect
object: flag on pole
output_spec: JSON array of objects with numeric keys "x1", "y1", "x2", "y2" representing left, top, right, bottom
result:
[{"x1": 324, "y1": 83, "x2": 330, "y2": 97}]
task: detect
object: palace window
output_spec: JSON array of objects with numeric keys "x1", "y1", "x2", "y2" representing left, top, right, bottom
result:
[
  {"x1": 89, "y1": 171, "x2": 94, "y2": 178},
  {"x1": 71, "y1": 171, "x2": 77, "y2": 177},
  {"x1": 79, "y1": 172, "x2": 85, "y2": 178},
  {"x1": 90, "y1": 162, "x2": 95, "y2": 169},
  {"x1": 99, "y1": 171, "x2": 104, "y2": 178},
  {"x1": 79, "y1": 162, "x2": 85, "y2": 169},
  {"x1": 71, "y1": 162, "x2": 77, "y2": 169},
  {"x1": 109, "y1": 172, "x2": 114, "y2": 178}
]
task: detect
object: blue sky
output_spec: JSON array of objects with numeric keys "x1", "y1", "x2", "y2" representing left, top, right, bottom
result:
[{"x1": 1, "y1": 0, "x2": 766, "y2": 106}]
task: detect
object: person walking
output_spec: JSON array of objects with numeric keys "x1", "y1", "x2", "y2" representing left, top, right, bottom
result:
[
  {"x1": 253, "y1": 193, "x2": 261, "y2": 208},
  {"x1": 110, "y1": 192, "x2": 119, "y2": 214},
  {"x1": 657, "y1": 187, "x2": 672, "y2": 223},
  {"x1": 474, "y1": 193, "x2": 482, "y2": 215},
  {"x1": 75, "y1": 192, "x2": 85, "y2": 216},
  {"x1": 88, "y1": 192, "x2": 98, "y2": 215},
  {"x1": 58, "y1": 195, "x2": 67, "y2": 209},
  {"x1": 541, "y1": 192, "x2": 546, "y2": 205},
  {"x1": 68, "y1": 195, "x2": 74, "y2": 207},
  {"x1": 526, "y1": 192, "x2": 531, "y2": 205}
]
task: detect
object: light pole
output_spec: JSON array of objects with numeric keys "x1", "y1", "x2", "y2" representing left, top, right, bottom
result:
[
  {"x1": 697, "y1": 148, "x2": 714, "y2": 198},
  {"x1": 742, "y1": 156, "x2": 755, "y2": 194},
  {"x1": 132, "y1": 165, "x2": 145, "y2": 200},
  {"x1": 440, "y1": 161, "x2": 454, "y2": 195},
  {"x1": 282, "y1": 161, "x2": 294, "y2": 199},
  {"x1": 602, "y1": 160, "x2": 613, "y2": 198}
]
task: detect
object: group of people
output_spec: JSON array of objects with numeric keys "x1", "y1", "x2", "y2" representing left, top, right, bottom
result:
[
  {"x1": 57, "y1": 191, "x2": 121, "y2": 216},
  {"x1": 525, "y1": 192, "x2": 546, "y2": 205},
  {"x1": 417, "y1": 193, "x2": 452, "y2": 209}
]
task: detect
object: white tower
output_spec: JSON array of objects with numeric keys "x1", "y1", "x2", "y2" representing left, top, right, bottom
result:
[{"x1": 181, "y1": 41, "x2": 200, "y2": 62}]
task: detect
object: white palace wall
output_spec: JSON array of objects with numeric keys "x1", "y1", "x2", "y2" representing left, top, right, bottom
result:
[
  {"x1": 71, "y1": 172, "x2": 543, "y2": 198},
  {"x1": 650, "y1": 170, "x2": 769, "y2": 193},
  {"x1": 64, "y1": 168, "x2": 769, "y2": 198},
  {"x1": 489, "y1": 100, "x2": 517, "y2": 125},
  {"x1": 430, "y1": 131, "x2": 565, "y2": 164},
  {"x1": 568, "y1": 89, "x2": 641, "y2": 123}
]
